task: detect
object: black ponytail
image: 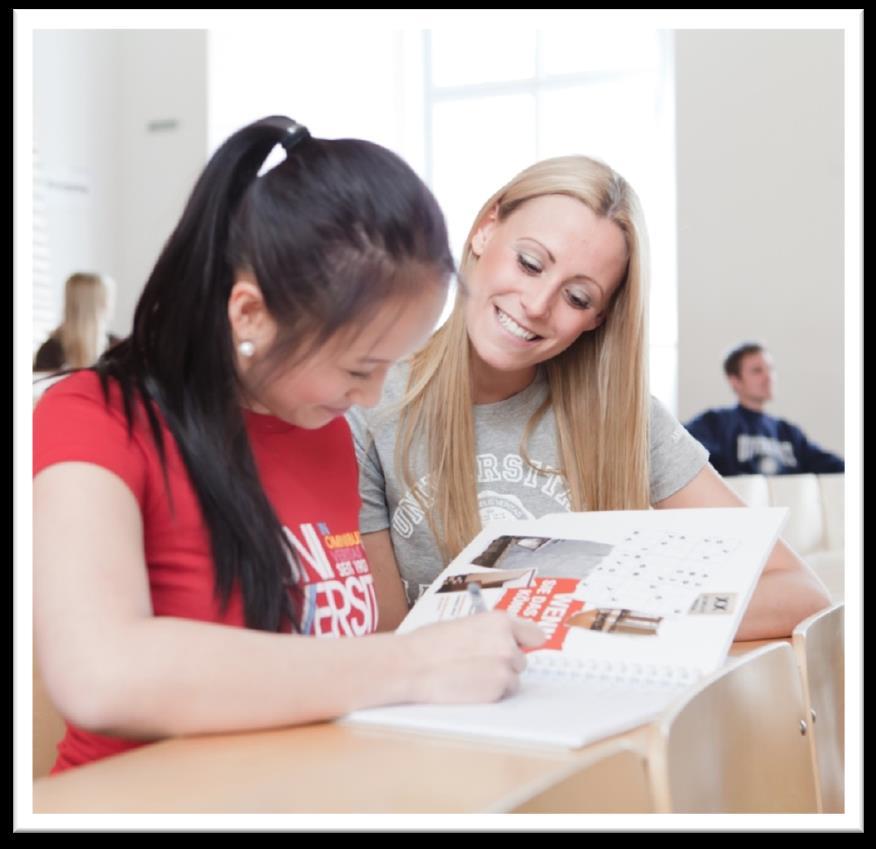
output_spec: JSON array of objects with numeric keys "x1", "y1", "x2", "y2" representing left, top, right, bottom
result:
[{"x1": 96, "y1": 116, "x2": 453, "y2": 631}]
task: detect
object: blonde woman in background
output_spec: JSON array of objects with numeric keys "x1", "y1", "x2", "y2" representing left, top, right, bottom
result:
[
  {"x1": 347, "y1": 155, "x2": 830, "y2": 640},
  {"x1": 34, "y1": 272, "x2": 120, "y2": 371}
]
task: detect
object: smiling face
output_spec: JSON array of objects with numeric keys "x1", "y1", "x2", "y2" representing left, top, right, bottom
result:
[
  {"x1": 463, "y1": 194, "x2": 629, "y2": 401},
  {"x1": 230, "y1": 275, "x2": 448, "y2": 428}
]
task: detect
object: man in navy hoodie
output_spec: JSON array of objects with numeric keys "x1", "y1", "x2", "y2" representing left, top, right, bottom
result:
[{"x1": 684, "y1": 342, "x2": 844, "y2": 476}]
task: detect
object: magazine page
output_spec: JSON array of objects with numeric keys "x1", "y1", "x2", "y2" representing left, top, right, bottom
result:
[
  {"x1": 343, "y1": 507, "x2": 786, "y2": 748},
  {"x1": 398, "y1": 507, "x2": 788, "y2": 677}
]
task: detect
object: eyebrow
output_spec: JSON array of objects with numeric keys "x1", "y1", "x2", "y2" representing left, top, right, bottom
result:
[
  {"x1": 518, "y1": 237, "x2": 606, "y2": 297},
  {"x1": 356, "y1": 355, "x2": 393, "y2": 365},
  {"x1": 521, "y1": 237, "x2": 557, "y2": 264}
]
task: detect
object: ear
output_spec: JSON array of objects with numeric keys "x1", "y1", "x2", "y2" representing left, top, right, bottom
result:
[
  {"x1": 470, "y1": 204, "x2": 500, "y2": 258},
  {"x1": 227, "y1": 274, "x2": 275, "y2": 357}
]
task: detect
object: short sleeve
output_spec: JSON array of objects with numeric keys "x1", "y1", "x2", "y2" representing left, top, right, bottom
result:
[
  {"x1": 345, "y1": 406, "x2": 391, "y2": 534},
  {"x1": 649, "y1": 395, "x2": 709, "y2": 503},
  {"x1": 33, "y1": 374, "x2": 148, "y2": 506}
]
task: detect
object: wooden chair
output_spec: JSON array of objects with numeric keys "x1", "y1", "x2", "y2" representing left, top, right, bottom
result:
[
  {"x1": 33, "y1": 658, "x2": 66, "y2": 778},
  {"x1": 509, "y1": 739, "x2": 653, "y2": 813},
  {"x1": 648, "y1": 643, "x2": 818, "y2": 812},
  {"x1": 792, "y1": 602, "x2": 844, "y2": 812}
]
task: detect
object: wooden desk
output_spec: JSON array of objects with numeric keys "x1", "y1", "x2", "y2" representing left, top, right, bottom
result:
[
  {"x1": 32, "y1": 640, "x2": 774, "y2": 814},
  {"x1": 33, "y1": 721, "x2": 654, "y2": 814}
]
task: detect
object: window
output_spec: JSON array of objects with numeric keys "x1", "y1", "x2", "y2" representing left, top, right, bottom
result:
[
  {"x1": 423, "y1": 29, "x2": 678, "y2": 411},
  {"x1": 207, "y1": 26, "x2": 679, "y2": 411}
]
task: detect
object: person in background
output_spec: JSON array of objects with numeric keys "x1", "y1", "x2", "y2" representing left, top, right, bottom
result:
[
  {"x1": 33, "y1": 272, "x2": 121, "y2": 371},
  {"x1": 33, "y1": 115, "x2": 544, "y2": 774},
  {"x1": 347, "y1": 156, "x2": 830, "y2": 638},
  {"x1": 683, "y1": 341, "x2": 845, "y2": 476}
]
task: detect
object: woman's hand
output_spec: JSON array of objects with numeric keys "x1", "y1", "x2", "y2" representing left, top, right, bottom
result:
[{"x1": 398, "y1": 612, "x2": 546, "y2": 704}]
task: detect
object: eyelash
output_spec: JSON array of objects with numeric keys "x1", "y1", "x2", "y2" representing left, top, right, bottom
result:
[
  {"x1": 517, "y1": 254, "x2": 542, "y2": 275},
  {"x1": 517, "y1": 253, "x2": 592, "y2": 310},
  {"x1": 348, "y1": 370, "x2": 371, "y2": 380},
  {"x1": 565, "y1": 292, "x2": 592, "y2": 311}
]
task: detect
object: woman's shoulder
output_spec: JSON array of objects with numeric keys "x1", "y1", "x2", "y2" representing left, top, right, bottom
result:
[
  {"x1": 379, "y1": 360, "x2": 412, "y2": 404},
  {"x1": 35, "y1": 370, "x2": 117, "y2": 428},
  {"x1": 35, "y1": 370, "x2": 149, "y2": 428},
  {"x1": 648, "y1": 393, "x2": 677, "y2": 424},
  {"x1": 37, "y1": 369, "x2": 104, "y2": 402},
  {"x1": 648, "y1": 394, "x2": 702, "y2": 449}
]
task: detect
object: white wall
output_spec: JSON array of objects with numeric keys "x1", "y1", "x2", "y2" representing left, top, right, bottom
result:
[
  {"x1": 33, "y1": 30, "x2": 123, "y2": 339},
  {"x1": 675, "y1": 30, "x2": 844, "y2": 456},
  {"x1": 115, "y1": 30, "x2": 208, "y2": 336},
  {"x1": 207, "y1": 29, "x2": 420, "y2": 167},
  {"x1": 33, "y1": 29, "x2": 208, "y2": 340}
]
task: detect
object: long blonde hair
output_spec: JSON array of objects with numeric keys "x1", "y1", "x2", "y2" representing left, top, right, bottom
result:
[
  {"x1": 57, "y1": 272, "x2": 111, "y2": 368},
  {"x1": 396, "y1": 156, "x2": 651, "y2": 563}
]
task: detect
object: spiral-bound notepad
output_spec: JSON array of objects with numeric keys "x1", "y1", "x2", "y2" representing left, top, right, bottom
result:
[
  {"x1": 345, "y1": 508, "x2": 787, "y2": 748},
  {"x1": 348, "y1": 655, "x2": 700, "y2": 748}
]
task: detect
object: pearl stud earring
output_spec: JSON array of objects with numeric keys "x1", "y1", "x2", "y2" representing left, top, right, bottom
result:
[{"x1": 238, "y1": 340, "x2": 256, "y2": 358}]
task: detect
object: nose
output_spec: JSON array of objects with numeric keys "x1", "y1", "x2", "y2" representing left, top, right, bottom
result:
[{"x1": 519, "y1": 282, "x2": 554, "y2": 319}]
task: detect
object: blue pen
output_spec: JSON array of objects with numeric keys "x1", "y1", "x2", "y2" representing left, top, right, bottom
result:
[{"x1": 466, "y1": 581, "x2": 488, "y2": 613}]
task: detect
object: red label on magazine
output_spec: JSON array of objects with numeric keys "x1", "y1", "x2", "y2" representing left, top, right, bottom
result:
[{"x1": 495, "y1": 577, "x2": 584, "y2": 650}]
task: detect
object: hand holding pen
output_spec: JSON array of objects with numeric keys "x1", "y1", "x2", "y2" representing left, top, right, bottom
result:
[{"x1": 399, "y1": 578, "x2": 546, "y2": 703}]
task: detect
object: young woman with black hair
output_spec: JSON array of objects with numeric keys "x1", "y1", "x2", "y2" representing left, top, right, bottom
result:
[{"x1": 33, "y1": 116, "x2": 544, "y2": 773}]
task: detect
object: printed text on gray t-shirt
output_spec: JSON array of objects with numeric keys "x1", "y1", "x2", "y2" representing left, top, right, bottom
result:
[{"x1": 347, "y1": 363, "x2": 708, "y2": 606}]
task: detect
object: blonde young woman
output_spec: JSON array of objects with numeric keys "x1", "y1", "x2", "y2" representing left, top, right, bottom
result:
[
  {"x1": 347, "y1": 155, "x2": 830, "y2": 640},
  {"x1": 34, "y1": 272, "x2": 120, "y2": 371}
]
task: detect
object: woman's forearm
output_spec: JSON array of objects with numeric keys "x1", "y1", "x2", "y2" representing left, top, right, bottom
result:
[
  {"x1": 734, "y1": 558, "x2": 831, "y2": 641},
  {"x1": 50, "y1": 617, "x2": 412, "y2": 739}
]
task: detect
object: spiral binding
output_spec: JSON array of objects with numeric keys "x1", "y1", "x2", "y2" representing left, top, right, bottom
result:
[{"x1": 525, "y1": 654, "x2": 698, "y2": 690}]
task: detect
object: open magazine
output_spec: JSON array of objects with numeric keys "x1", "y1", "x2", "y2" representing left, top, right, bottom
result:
[{"x1": 344, "y1": 507, "x2": 788, "y2": 748}]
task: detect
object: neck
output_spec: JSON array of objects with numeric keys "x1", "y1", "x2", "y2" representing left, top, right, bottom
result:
[
  {"x1": 469, "y1": 346, "x2": 537, "y2": 404},
  {"x1": 238, "y1": 385, "x2": 272, "y2": 415},
  {"x1": 739, "y1": 399, "x2": 765, "y2": 413}
]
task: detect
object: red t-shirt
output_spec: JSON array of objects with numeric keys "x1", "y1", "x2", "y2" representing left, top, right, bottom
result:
[{"x1": 33, "y1": 371, "x2": 377, "y2": 772}]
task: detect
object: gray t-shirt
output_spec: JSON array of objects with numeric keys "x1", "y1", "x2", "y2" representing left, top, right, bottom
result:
[{"x1": 346, "y1": 363, "x2": 708, "y2": 606}]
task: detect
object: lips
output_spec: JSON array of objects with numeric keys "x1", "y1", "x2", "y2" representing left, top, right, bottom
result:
[{"x1": 494, "y1": 306, "x2": 541, "y2": 342}]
